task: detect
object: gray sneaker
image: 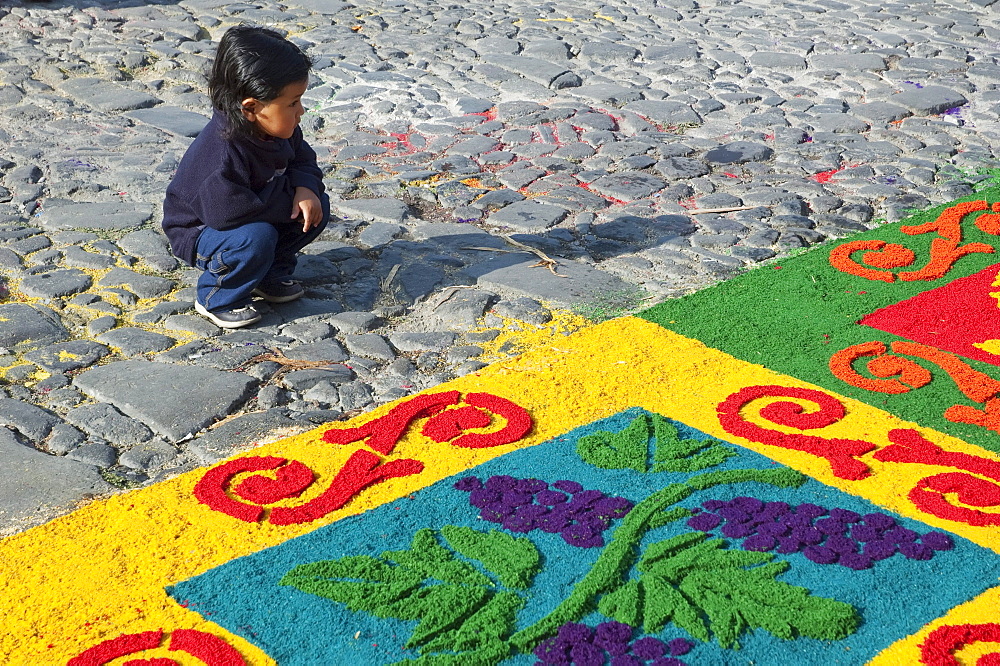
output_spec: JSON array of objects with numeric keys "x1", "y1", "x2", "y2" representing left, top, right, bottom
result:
[
  {"x1": 194, "y1": 301, "x2": 261, "y2": 329},
  {"x1": 253, "y1": 279, "x2": 305, "y2": 303}
]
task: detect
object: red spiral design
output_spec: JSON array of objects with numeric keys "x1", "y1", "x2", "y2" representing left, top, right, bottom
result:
[
  {"x1": 717, "y1": 385, "x2": 876, "y2": 480},
  {"x1": 193, "y1": 456, "x2": 312, "y2": 523},
  {"x1": 70, "y1": 629, "x2": 246, "y2": 666},
  {"x1": 875, "y1": 428, "x2": 1000, "y2": 526},
  {"x1": 920, "y1": 623, "x2": 1000, "y2": 665},
  {"x1": 423, "y1": 393, "x2": 533, "y2": 449}
]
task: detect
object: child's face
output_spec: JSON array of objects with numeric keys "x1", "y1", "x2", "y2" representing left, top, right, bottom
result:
[{"x1": 241, "y1": 79, "x2": 308, "y2": 140}]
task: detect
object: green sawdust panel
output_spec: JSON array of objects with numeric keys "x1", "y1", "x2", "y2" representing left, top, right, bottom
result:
[{"x1": 639, "y1": 185, "x2": 1000, "y2": 452}]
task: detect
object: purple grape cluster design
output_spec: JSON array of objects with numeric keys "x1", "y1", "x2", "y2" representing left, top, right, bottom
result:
[
  {"x1": 533, "y1": 621, "x2": 693, "y2": 666},
  {"x1": 454, "y1": 475, "x2": 633, "y2": 548},
  {"x1": 686, "y1": 496, "x2": 954, "y2": 569}
]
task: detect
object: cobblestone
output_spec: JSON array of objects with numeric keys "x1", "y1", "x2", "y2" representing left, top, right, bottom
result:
[{"x1": 2, "y1": 0, "x2": 1000, "y2": 533}]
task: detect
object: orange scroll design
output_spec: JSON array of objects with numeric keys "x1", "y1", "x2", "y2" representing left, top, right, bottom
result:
[
  {"x1": 828, "y1": 201, "x2": 997, "y2": 282},
  {"x1": 830, "y1": 341, "x2": 1000, "y2": 435}
]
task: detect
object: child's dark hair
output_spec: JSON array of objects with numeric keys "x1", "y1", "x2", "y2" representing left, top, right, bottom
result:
[{"x1": 209, "y1": 25, "x2": 312, "y2": 140}]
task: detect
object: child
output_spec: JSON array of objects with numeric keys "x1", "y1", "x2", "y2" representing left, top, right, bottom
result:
[{"x1": 162, "y1": 25, "x2": 328, "y2": 328}]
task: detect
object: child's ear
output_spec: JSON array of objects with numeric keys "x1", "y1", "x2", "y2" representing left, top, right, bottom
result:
[{"x1": 240, "y1": 97, "x2": 259, "y2": 121}]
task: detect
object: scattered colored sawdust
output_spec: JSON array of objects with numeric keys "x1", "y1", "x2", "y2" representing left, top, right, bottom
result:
[{"x1": 470, "y1": 307, "x2": 590, "y2": 363}]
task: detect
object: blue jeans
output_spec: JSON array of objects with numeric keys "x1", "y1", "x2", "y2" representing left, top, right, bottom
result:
[{"x1": 194, "y1": 195, "x2": 329, "y2": 312}]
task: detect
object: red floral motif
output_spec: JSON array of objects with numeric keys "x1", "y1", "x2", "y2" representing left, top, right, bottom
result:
[
  {"x1": 429, "y1": 393, "x2": 533, "y2": 449},
  {"x1": 192, "y1": 452, "x2": 424, "y2": 526},
  {"x1": 267, "y1": 451, "x2": 423, "y2": 526},
  {"x1": 322, "y1": 390, "x2": 533, "y2": 452},
  {"x1": 920, "y1": 622, "x2": 1000, "y2": 665},
  {"x1": 164, "y1": 629, "x2": 246, "y2": 666},
  {"x1": 70, "y1": 629, "x2": 246, "y2": 666},
  {"x1": 716, "y1": 385, "x2": 876, "y2": 480},
  {"x1": 321, "y1": 391, "x2": 461, "y2": 454},
  {"x1": 875, "y1": 429, "x2": 1000, "y2": 526},
  {"x1": 421, "y1": 405, "x2": 492, "y2": 441},
  {"x1": 194, "y1": 392, "x2": 533, "y2": 524},
  {"x1": 233, "y1": 460, "x2": 313, "y2": 505},
  {"x1": 193, "y1": 457, "x2": 303, "y2": 523},
  {"x1": 69, "y1": 631, "x2": 163, "y2": 666}
]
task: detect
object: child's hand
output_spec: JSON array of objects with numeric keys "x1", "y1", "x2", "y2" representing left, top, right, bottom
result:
[{"x1": 291, "y1": 187, "x2": 322, "y2": 232}]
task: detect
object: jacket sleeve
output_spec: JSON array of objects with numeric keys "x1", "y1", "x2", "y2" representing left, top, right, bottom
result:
[{"x1": 286, "y1": 127, "x2": 325, "y2": 197}]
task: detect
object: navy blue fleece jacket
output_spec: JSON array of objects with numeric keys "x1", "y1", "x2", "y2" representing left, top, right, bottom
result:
[{"x1": 162, "y1": 111, "x2": 325, "y2": 266}]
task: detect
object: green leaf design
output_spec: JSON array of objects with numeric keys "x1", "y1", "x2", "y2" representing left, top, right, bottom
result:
[
  {"x1": 641, "y1": 574, "x2": 708, "y2": 641},
  {"x1": 628, "y1": 533, "x2": 859, "y2": 649},
  {"x1": 647, "y1": 506, "x2": 693, "y2": 530},
  {"x1": 651, "y1": 413, "x2": 737, "y2": 473},
  {"x1": 418, "y1": 591, "x2": 523, "y2": 655},
  {"x1": 383, "y1": 528, "x2": 493, "y2": 587},
  {"x1": 440, "y1": 526, "x2": 541, "y2": 590},
  {"x1": 576, "y1": 413, "x2": 650, "y2": 471},
  {"x1": 281, "y1": 527, "x2": 534, "y2": 661},
  {"x1": 279, "y1": 556, "x2": 424, "y2": 617},
  {"x1": 406, "y1": 585, "x2": 490, "y2": 648},
  {"x1": 510, "y1": 469, "x2": 811, "y2": 652},
  {"x1": 576, "y1": 411, "x2": 739, "y2": 474},
  {"x1": 597, "y1": 579, "x2": 642, "y2": 626}
]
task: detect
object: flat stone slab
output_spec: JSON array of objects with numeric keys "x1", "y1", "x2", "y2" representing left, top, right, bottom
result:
[
  {"x1": 387, "y1": 331, "x2": 458, "y2": 352},
  {"x1": 809, "y1": 53, "x2": 888, "y2": 71},
  {"x1": 623, "y1": 100, "x2": 702, "y2": 126},
  {"x1": 118, "y1": 439, "x2": 178, "y2": 471},
  {"x1": 38, "y1": 202, "x2": 154, "y2": 231},
  {"x1": 748, "y1": 52, "x2": 806, "y2": 70},
  {"x1": 332, "y1": 84, "x2": 385, "y2": 101},
  {"x1": 410, "y1": 222, "x2": 506, "y2": 249},
  {"x1": 0, "y1": 303, "x2": 68, "y2": 351},
  {"x1": 65, "y1": 402, "x2": 154, "y2": 447},
  {"x1": 117, "y1": 229, "x2": 172, "y2": 257},
  {"x1": 63, "y1": 246, "x2": 116, "y2": 269},
  {"x1": 24, "y1": 340, "x2": 109, "y2": 372},
  {"x1": 96, "y1": 328, "x2": 176, "y2": 356},
  {"x1": 705, "y1": 141, "x2": 774, "y2": 164},
  {"x1": 18, "y1": 269, "x2": 92, "y2": 299},
  {"x1": 569, "y1": 84, "x2": 644, "y2": 105},
  {"x1": 125, "y1": 106, "x2": 210, "y2": 137},
  {"x1": 534, "y1": 186, "x2": 609, "y2": 212},
  {"x1": 186, "y1": 409, "x2": 311, "y2": 464},
  {"x1": 73, "y1": 360, "x2": 257, "y2": 442},
  {"x1": 462, "y1": 253, "x2": 634, "y2": 308},
  {"x1": 281, "y1": 340, "x2": 349, "y2": 363},
  {"x1": 490, "y1": 55, "x2": 581, "y2": 89},
  {"x1": 344, "y1": 333, "x2": 396, "y2": 361},
  {"x1": 889, "y1": 85, "x2": 968, "y2": 116},
  {"x1": 587, "y1": 173, "x2": 667, "y2": 202},
  {"x1": 59, "y1": 78, "x2": 161, "y2": 113},
  {"x1": 0, "y1": 428, "x2": 112, "y2": 534},
  {"x1": 486, "y1": 200, "x2": 567, "y2": 232},
  {"x1": 162, "y1": 314, "x2": 221, "y2": 337},
  {"x1": 851, "y1": 102, "x2": 912, "y2": 124},
  {"x1": 333, "y1": 197, "x2": 410, "y2": 223},
  {"x1": 99, "y1": 267, "x2": 174, "y2": 299},
  {"x1": 0, "y1": 397, "x2": 61, "y2": 441}
]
